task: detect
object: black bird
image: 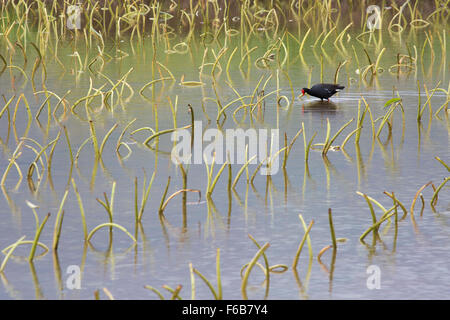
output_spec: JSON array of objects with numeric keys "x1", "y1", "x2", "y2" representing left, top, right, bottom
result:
[{"x1": 300, "y1": 83, "x2": 345, "y2": 101}]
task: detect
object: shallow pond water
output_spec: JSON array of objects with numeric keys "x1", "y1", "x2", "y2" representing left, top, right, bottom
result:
[{"x1": 0, "y1": 28, "x2": 449, "y2": 300}]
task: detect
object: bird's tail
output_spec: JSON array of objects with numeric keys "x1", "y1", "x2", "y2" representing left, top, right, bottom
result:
[{"x1": 336, "y1": 85, "x2": 345, "y2": 90}]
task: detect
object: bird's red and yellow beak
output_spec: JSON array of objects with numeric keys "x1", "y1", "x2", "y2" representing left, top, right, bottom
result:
[{"x1": 299, "y1": 89, "x2": 305, "y2": 98}]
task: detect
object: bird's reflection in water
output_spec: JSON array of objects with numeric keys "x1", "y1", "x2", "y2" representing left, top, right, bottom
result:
[{"x1": 301, "y1": 101, "x2": 340, "y2": 115}]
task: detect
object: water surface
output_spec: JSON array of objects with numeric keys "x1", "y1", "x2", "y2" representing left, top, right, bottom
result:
[{"x1": 0, "y1": 30, "x2": 449, "y2": 300}]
